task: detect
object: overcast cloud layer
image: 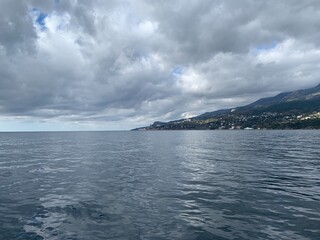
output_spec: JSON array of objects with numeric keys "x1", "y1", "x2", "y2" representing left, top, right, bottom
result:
[{"x1": 1, "y1": 0, "x2": 320, "y2": 130}]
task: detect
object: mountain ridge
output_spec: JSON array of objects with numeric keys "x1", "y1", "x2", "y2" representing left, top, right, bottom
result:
[{"x1": 133, "y1": 84, "x2": 320, "y2": 130}]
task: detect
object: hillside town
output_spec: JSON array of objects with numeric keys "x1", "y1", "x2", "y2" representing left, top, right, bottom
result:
[{"x1": 140, "y1": 111, "x2": 320, "y2": 130}]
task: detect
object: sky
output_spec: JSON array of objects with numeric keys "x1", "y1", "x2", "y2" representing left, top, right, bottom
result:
[{"x1": 1, "y1": 0, "x2": 320, "y2": 131}]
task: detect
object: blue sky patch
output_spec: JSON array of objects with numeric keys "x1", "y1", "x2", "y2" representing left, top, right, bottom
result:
[
  {"x1": 32, "y1": 8, "x2": 48, "y2": 31},
  {"x1": 255, "y1": 41, "x2": 278, "y2": 52},
  {"x1": 171, "y1": 66, "x2": 184, "y2": 77}
]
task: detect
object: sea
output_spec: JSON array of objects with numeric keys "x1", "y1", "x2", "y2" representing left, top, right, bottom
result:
[{"x1": 0, "y1": 130, "x2": 319, "y2": 240}]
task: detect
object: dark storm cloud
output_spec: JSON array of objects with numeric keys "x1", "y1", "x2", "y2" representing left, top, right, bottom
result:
[
  {"x1": 0, "y1": 0, "x2": 320, "y2": 129},
  {"x1": 150, "y1": 0, "x2": 320, "y2": 62},
  {"x1": 0, "y1": 1, "x2": 37, "y2": 54}
]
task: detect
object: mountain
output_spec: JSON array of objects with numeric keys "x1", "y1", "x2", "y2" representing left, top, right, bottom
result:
[
  {"x1": 248, "y1": 83, "x2": 320, "y2": 106},
  {"x1": 133, "y1": 84, "x2": 320, "y2": 130}
]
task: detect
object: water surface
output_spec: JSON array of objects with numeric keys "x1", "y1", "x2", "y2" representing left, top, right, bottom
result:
[{"x1": 0, "y1": 130, "x2": 319, "y2": 239}]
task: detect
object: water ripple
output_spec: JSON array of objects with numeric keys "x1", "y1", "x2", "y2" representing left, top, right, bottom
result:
[{"x1": 0, "y1": 131, "x2": 319, "y2": 240}]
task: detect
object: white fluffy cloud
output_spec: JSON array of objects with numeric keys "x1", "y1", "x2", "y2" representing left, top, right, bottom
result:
[{"x1": 0, "y1": 0, "x2": 320, "y2": 130}]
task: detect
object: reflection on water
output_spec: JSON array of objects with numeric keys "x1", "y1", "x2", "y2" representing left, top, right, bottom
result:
[{"x1": 0, "y1": 131, "x2": 319, "y2": 240}]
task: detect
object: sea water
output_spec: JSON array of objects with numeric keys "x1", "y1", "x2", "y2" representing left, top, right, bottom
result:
[{"x1": 0, "y1": 130, "x2": 319, "y2": 240}]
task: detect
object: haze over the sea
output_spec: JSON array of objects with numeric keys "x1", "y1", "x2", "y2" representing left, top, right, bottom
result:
[{"x1": 1, "y1": 0, "x2": 320, "y2": 131}]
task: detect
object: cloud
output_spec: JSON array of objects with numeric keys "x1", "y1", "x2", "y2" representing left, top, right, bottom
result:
[
  {"x1": 0, "y1": 1, "x2": 37, "y2": 54},
  {"x1": 0, "y1": 0, "x2": 320, "y2": 130}
]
